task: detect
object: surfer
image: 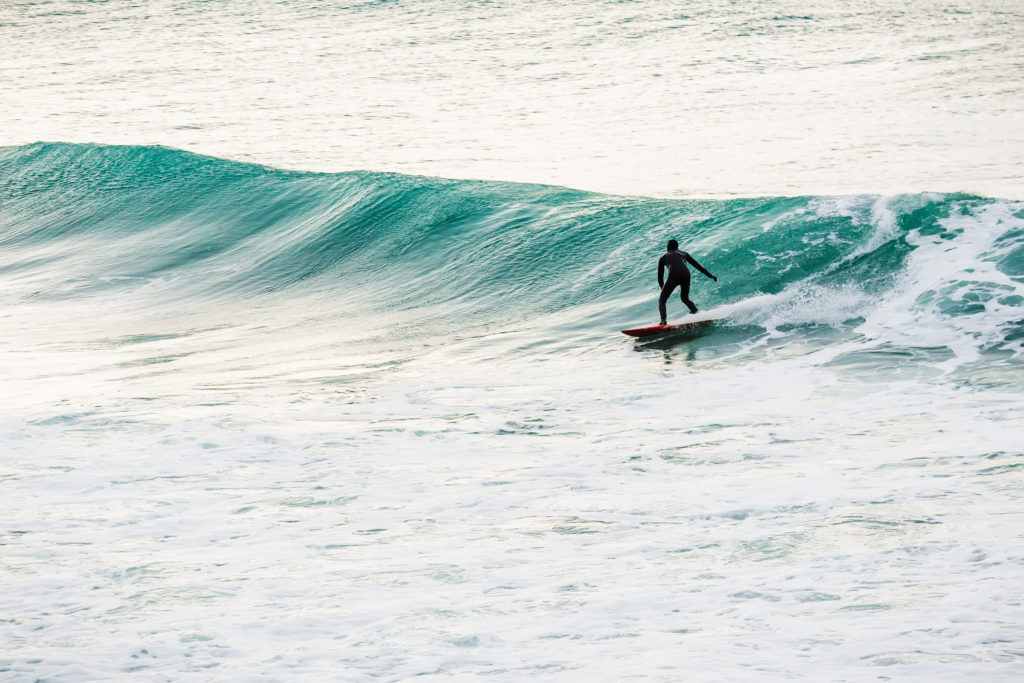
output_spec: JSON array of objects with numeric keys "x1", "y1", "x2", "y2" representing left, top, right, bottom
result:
[{"x1": 657, "y1": 239, "x2": 716, "y2": 325}]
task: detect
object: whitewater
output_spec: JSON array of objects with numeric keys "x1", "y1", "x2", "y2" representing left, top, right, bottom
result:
[{"x1": 3, "y1": 1, "x2": 1024, "y2": 682}]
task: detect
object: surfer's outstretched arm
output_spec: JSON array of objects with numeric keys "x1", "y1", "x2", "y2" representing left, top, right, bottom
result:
[{"x1": 685, "y1": 254, "x2": 717, "y2": 281}]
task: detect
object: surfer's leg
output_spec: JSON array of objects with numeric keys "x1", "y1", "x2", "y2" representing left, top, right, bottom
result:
[
  {"x1": 658, "y1": 282, "x2": 676, "y2": 323},
  {"x1": 679, "y1": 273, "x2": 698, "y2": 314}
]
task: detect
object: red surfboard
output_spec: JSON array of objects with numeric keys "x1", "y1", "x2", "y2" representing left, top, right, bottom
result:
[{"x1": 621, "y1": 319, "x2": 719, "y2": 338}]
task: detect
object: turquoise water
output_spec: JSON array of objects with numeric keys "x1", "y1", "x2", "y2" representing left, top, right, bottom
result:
[
  {"x1": 3, "y1": 1, "x2": 1024, "y2": 681},
  {"x1": 2, "y1": 143, "x2": 1023, "y2": 680}
]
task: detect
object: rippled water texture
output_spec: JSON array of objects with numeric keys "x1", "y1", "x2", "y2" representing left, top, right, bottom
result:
[
  {"x1": 3, "y1": 0, "x2": 1023, "y2": 197},
  {"x1": 2, "y1": 142, "x2": 1023, "y2": 679},
  {"x1": 3, "y1": 0, "x2": 1024, "y2": 680}
]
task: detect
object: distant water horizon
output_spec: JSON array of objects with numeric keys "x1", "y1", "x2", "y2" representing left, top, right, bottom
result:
[{"x1": 3, "y1": 0, "x2": 1023, "y2": 198}]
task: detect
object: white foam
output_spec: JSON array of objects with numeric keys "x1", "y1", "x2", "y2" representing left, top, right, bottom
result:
[
  {"x1": 857, "y1": 200, "x2": 1024, "y2": 365},
  {"x1": 718, "y1": 198, "x2": 1024, "y2": 371},
  {"x1": 3, "y1": 327, "x2": 1022, "y2": 680}
]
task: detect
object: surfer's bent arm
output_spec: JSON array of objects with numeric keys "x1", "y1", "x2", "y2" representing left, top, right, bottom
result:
[
  {"x1": 685, "y1": 253, "x2": 716, "y2": 280},
  {"x1": 657, "y1": 256, "x2": 666, "y2": 288}
]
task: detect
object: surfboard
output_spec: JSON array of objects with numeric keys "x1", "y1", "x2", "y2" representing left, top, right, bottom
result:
[{"x1": 621, "y1": 319, "x2": 719, "y2": 338}]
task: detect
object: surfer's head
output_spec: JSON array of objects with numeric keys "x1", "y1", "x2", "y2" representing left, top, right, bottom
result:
[{"x1": 667, "y1": 239, "x2": 678, "y2": 251}]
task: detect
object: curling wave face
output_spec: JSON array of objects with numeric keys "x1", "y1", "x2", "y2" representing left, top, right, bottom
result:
[{"x1": 2, "y1": 142, "x2": 1022, "y2": 375}]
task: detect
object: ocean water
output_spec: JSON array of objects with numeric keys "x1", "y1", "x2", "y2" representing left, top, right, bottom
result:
[
  {"x1": 2, "y1": 2, "x2": 1024, "y2": 682},
  {"x1": 3, "y1": 0, "x2": 1023, "y2": 197}
]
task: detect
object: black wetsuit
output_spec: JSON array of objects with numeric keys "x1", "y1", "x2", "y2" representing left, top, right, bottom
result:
[{"x1": 658, "y1": 249, "x2": 714, "y2": 321}]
